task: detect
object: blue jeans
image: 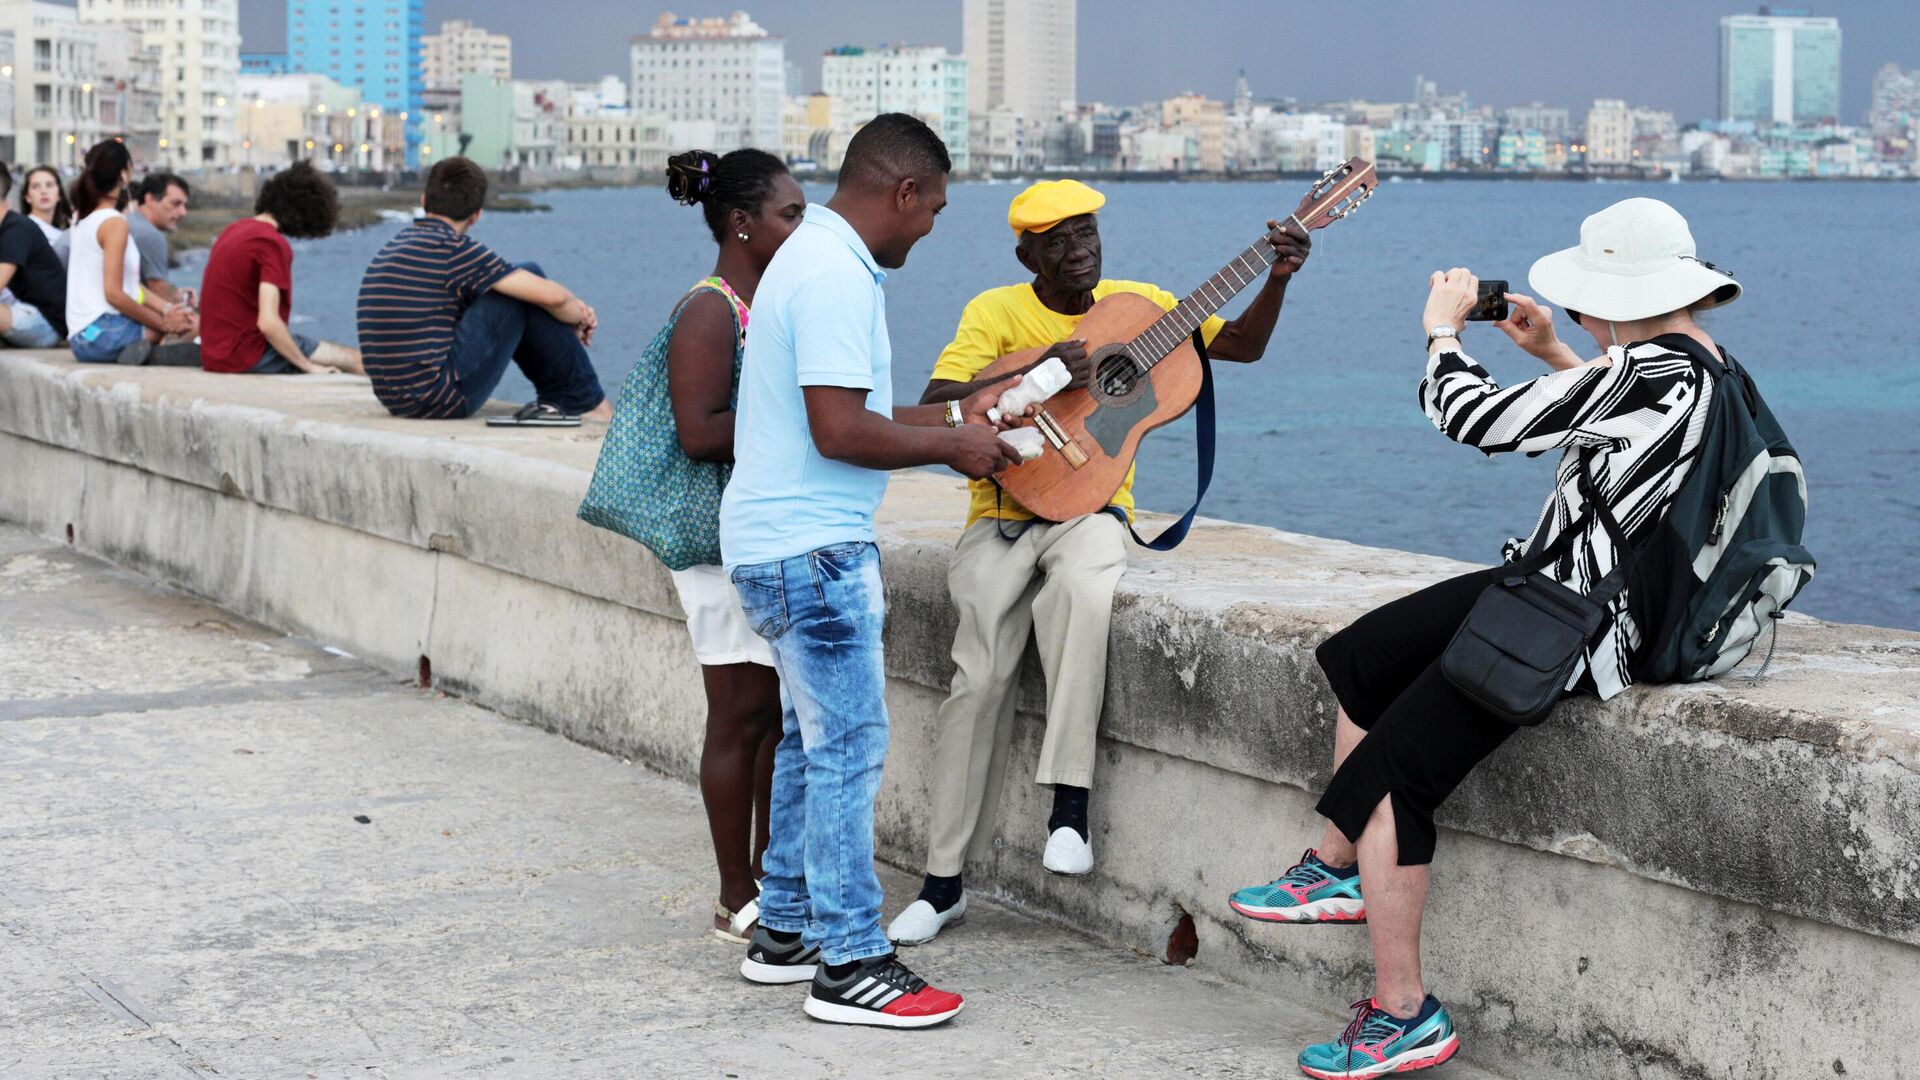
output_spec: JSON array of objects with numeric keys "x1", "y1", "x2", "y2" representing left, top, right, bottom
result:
[
  {"x1": 445, "y1": 261, "x2": 605, "y2": 418},
  {"x1": 3, "y1": 300, "x2": 62, "y2": 348},
  {"x1": 250, "y1": 333, "x2": 319, "y2": 374},
  {"x1": 731, "y1": 542, "x2": 892, "y2": 965},
  {"x1": 69, "y1": 313, "x2": 146, "y2": 363}
]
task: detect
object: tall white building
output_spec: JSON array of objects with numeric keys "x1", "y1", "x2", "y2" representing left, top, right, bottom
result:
[
  {"x1": 95, "y1": 22, "x2": 162, "y2": 165},
  {"x1": 77, "y1": 0, "x2": 239, "y2": 167},
  {"x1": 1585, "y1": 98, "x2": 1634, "y2": 165},
  {"x1": 0, "y1": 0, "x2": 104, "y2": 168},
  {"x1": 423, "y1": 19, "x2": 511, "y2": 92},
  {"x1": 0, "y1": 30, "x2": 13, "y2": 162},
  {"x1": 629, "y1": 11, "x2": 784, "y2": 153},
  {"x1": 820, "y1": 45, "x2": 968, "y2": 171},
  {"x1": 963, "y1": 0, "x2": 1074, "y2": 123}
]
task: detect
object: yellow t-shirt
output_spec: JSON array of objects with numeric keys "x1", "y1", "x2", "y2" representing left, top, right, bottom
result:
[{"x1": 929, "y1": 280, "x2": 1227, "y2": 527}]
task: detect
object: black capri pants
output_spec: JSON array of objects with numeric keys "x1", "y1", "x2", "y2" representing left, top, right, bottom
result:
[{"x1": 1314, "y1": 565, "x2": 1558, "y2": 866}]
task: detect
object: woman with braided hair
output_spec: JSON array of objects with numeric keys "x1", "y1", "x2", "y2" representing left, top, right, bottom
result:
[{"x1": 659, "y1": 148, "x2": 806, "y2": 942}]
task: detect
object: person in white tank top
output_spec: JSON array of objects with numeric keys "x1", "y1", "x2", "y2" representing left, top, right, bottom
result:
[{"x1": 64, "y1": 140, "x2": 196, "y2": 364}]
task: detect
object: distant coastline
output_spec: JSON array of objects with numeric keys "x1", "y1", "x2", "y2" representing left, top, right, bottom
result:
[
  {"x1": 950, "y1": 170, "x2": 1920, "y2": 185},
  {"x1": 164, "y1": 163, "x2": 1915, "y2": 261},
  {"x1": 169, "y1": 187, "x2": 551, "y2": 257}
]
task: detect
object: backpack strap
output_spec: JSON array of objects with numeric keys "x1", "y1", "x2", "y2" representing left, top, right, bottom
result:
[{"x1": 1510, "y1": 451, "x2": 1635, "y2": 610}]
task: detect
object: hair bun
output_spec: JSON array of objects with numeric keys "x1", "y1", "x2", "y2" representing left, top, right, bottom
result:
[{"x1": 666, "y1": 150, "x2": 720, "y2": 206}]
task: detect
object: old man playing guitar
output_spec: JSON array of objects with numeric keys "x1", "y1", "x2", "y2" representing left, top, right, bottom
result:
[{"x1": 887, "y1": 173, "x2": 1350, "y2": 947}]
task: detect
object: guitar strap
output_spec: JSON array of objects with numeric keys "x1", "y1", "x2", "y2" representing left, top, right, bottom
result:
[{"x1": 1105, "y1": 330, "x2": 1215, "y2": 551}]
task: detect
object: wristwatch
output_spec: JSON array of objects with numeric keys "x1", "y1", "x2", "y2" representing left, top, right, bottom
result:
[
  {"x1": 1425, "y1": 323, "x2": 1461, "y2": 351},
  {"x1": 945, "y1": 399, "x2": 964, "y2": 428}
]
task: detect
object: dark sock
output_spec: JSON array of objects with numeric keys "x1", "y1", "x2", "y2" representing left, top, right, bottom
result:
[
  {"x1": 1317, "y1": 853, "x2": 1359, "y2": 879},
  {"x1": 825, "y1": 956, "x2": 876, "y2": 980},
  {"x1": 918, "y1": 873, "x2": 964, "y2": 913},
  {"x1": 1386, "y1": 995, "x2": 1439, "y2": 1023},
  {"x1": 764, "y1": 927, "x2": 800, "y2": 945},
  {"x1": 1048, "y1": 784, "x2": 1090, "y2": 841}
]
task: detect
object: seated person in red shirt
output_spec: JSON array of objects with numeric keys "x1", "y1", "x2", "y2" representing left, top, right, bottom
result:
[{"x1": 199, "y1": 162, "x2": 364, "y2": 375}]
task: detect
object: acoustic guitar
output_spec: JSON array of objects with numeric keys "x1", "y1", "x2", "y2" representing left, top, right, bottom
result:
[{"x1": 979, "y1": 157, "x2": 1379, "y2": 522}]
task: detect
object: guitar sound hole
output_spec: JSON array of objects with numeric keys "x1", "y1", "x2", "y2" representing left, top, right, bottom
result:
[{"x1": 1097, "y1": 353, "x2": 1138, "y2": 397}]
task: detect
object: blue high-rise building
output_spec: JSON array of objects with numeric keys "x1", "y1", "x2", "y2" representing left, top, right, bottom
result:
[
  {"x1": 242, "y1": 53, "x2": 294, "y2": 76},
  {"x1": 286, "y1": 0, "x2": 425, "y2": 167}
]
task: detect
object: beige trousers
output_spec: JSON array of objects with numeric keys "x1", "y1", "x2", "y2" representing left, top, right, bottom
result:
[{"x1": 923, "y1": 512, "x2": 1128, "y2": 877}]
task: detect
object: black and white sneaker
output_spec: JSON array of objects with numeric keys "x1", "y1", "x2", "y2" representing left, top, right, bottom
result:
[
  {"x1": 739, "y1": 926, "x2": 821, "y2": 985},
  {"x1": 803, "y1": 953, "x2": 964, "y2": 1028}
]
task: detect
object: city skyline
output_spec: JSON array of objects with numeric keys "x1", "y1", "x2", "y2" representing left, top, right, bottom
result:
[{"x1": 235, "y1": 0, "x2": 1920, "y2": 123}]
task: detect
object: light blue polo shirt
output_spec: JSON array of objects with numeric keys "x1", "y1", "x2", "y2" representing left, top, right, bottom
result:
[{"x1": 721, "y1": 203, "x2": 894, "y2": 570}]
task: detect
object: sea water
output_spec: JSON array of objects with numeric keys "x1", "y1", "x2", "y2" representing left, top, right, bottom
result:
[{"x1": 178, "y1": 179, "x2": 1920, "y2": 632}]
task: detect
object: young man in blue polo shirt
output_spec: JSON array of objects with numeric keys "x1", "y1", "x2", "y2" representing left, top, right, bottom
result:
[{"x1": 723, "y1": 114, "x2": 1021, "y2": 1028}]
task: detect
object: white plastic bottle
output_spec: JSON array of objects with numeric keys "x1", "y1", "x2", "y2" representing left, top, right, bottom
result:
[{"x1": 988, "y1": 357, "x2": 1072, "y2": 425}]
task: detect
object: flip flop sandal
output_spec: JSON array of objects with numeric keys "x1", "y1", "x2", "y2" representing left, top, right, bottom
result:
[
  {"x1": 485, "y1": 401, "x2": 582, "y2": 427},
  {"x1": 712, "y1": 897, "x2": 759, "y2": 944}
]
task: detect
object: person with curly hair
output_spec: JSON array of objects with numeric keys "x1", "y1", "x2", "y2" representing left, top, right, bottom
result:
[{"x1": 198, "y1": 162, "x2": 363, "y2": 375}]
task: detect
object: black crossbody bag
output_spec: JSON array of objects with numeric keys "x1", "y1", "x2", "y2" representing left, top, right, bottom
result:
[{"x1": 1441, "y1": 459, "x2": 1634, "y2": 726}]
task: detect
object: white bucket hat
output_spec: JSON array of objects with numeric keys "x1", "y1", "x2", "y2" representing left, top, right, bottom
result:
[{"x1": 1527, "y1": 198, "x2": 1741, "y2": 322}]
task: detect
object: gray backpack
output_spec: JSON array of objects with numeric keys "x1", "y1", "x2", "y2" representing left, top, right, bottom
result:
[{"x1": 1628, "y1": 340, "x2": 1814, "y2": 683}]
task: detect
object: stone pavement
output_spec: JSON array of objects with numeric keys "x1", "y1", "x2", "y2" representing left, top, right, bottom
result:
[{"x1": 0, "y1": 523, "x2": 1505, "y2": 1080}]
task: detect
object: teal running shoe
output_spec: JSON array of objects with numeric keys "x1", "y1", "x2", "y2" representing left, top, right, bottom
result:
[
  {"x1": 1229, "y1": 849, "x2": 1365, "y2": 923},
  {"x1": 1297, "y1": 996, "x2": 1461, "y2": 1079}
]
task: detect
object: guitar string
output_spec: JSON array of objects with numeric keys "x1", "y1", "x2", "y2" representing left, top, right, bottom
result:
[
  {"x1": 1095, "y1": 172, "x2": 1369, "y2": 391},
  {"x1": 1131, "y1": 175, "x2": 1367, "y2": 369}
]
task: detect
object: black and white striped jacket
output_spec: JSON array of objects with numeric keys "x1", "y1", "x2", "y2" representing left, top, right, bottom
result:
[{"x1": 1421, "y1": 337, "x2": 1715, "y2": 700}]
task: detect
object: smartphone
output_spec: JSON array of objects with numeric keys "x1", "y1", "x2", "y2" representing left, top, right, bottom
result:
[{"x1": 1465, "y1": 280, "x2": 1510, "y2": 322}]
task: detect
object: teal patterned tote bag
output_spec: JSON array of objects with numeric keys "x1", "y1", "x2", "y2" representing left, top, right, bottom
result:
[{"x1": 578, "y1": 278, "x2": 747, "y2": 570}]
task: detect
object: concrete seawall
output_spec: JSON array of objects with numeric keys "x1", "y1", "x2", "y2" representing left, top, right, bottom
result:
[{"x1": 3, "y1": 351, "x2": 1916, "y2": 1079}]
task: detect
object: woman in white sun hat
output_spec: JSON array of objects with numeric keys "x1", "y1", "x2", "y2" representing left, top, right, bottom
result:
[{"x1": 1227, "y1": 197, "x2": 1742, "y2": 1078}]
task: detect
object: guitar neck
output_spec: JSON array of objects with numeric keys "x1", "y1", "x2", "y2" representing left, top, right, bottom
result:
[{"x1": 1133, "y1": 220, "x2": 1296, "y2": 366}]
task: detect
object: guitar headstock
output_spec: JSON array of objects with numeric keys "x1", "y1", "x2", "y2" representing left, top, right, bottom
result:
[{"x1": 1290, "y1": 157, "x2": 1378, "y2": 232}]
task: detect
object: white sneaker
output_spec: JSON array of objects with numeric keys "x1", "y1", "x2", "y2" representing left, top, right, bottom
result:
[
  {"x1": 886, "y1": 895, "x2": 967, "y2": 946},
  {"x1": 1043, "y1": 826, "x2": 1094, "y2": 875}
]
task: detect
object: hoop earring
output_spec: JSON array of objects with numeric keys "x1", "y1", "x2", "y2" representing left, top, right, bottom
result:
[{"x1": 737, "y1": 232, "x2": 750, "y2": 242}]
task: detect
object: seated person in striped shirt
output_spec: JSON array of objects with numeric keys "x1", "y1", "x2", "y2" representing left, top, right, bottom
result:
[{"x1": 356, "y1": 157, "x2": 609, "y2": 422}]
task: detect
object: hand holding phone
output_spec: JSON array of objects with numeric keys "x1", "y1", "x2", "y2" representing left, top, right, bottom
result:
[{"x1": 1465, "y1": 280, "x2": 1510, "y2": 322}]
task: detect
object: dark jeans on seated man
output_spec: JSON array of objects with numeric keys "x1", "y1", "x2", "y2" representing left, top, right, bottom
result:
[{"x1": 447, "y1": 262, "x2": 605, "y2": 419}]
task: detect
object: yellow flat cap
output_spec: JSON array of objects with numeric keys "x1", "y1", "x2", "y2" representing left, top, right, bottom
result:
[{"x1": 1008, "y1": 179, "x2": 1106, "y2": 234}]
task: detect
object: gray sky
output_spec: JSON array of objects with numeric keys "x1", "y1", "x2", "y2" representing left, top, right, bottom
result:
[{"x1": 240, "y1": 0, "x2": 1920, "y2": 122}]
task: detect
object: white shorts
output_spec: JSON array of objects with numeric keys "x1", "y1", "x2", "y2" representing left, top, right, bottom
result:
[{"x1": 669, "y1": 564, "x2": 775, "y2": 668}]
